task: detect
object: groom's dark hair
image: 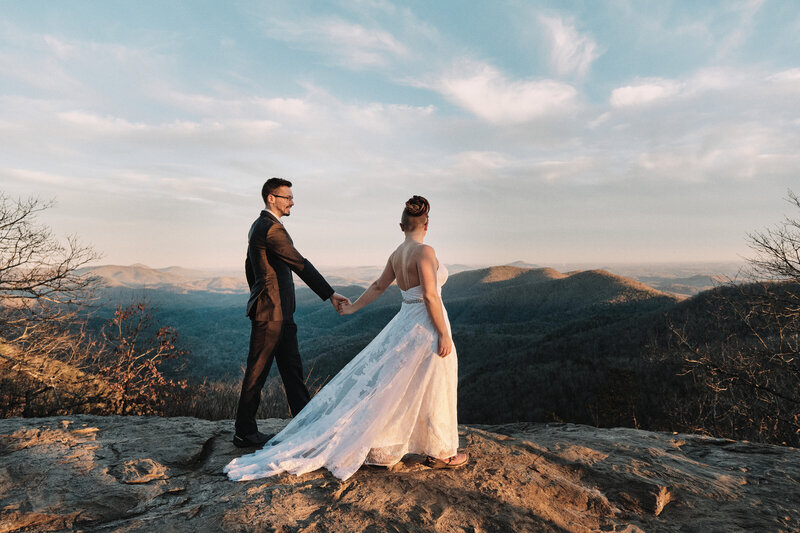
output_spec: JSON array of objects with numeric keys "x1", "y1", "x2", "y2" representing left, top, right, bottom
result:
[{"x1": 262, "y1": 177, "x2": 293, "y2": 204}]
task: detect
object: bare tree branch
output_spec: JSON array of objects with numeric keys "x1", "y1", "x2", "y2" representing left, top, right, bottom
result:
[
  {"x1": 0, "y1": 193, "x2": 101, "y2": 309},
  {"x1": 663, "y1": 189, "x2": 800, "y2": 445}
]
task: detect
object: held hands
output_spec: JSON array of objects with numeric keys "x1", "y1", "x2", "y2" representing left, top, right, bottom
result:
[
  {"x1": 330, "y1": 293, "x2": 351, "y2": 314},
  {"x1": 438, "y1": 334, "x2": 453, "y2": 357},
  {"x1": 339, "y1": 302, "x2": 355, "y2": 315}
]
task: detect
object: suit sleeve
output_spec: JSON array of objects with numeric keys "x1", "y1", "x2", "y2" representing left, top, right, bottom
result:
[
  {"x1": 244, "y1": 256, "x2": 255, "y2": 289},
  {"x1": 266, "y1": 224, "x2": 335, "y2": 301}
]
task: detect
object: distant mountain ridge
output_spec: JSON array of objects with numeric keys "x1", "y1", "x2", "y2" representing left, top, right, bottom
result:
[
  {"x1": 78, "y1": 261, "x2": 739, "y2": 297},
  {"x1": 78, "y1": 262, "x2": 511, "y2": 293},
  {"x1": 77, "y1": 264, "x2": 249, "y2": 293},
  {"x1": 33, "y1": 261, "x2": 743, "y2": 431}
]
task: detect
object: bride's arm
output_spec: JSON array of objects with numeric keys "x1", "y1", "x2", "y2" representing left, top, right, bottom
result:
[
  {"x1": 340, "y1": 258, "x2": 395, "y2": 315},
  {"x1": 417, "y1": 246, "x2": 453, "y2": 357}
]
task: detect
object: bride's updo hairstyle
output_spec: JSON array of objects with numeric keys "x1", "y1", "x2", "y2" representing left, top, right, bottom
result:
[{"x1": 401, "y1": 195, "x2": 430, "y2": 231}]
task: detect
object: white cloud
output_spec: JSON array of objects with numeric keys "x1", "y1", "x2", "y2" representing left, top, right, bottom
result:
[
  {"x1": 43, "y1": 35, "x2": 77, "y2": 59},
  {"x1": 263, "y1": 17, "x2": 407, "y2": 68},
  {"x1": 2, "y1": 167, "x2": 74, "y2": 186},
  {"x1": 631, "y1": 125, "x2": 797, "y2": 183},
  {"x1": 55, "y1": 110, "x2": 281, "y2": 142},
  {"x1": 768, "y1": 68, "x2": 800, "y2": 86},
  {"x1": 598, "y1": 66, "x2": 800, "y2": 185},
  {"x1": 436, "y1": 61, "x2": 577, "y2": 124},
  {"x1": 151, "y1": 89, "x2": 313, "y2": 121},
  {"x1": 530, "y1": 157, "x2": 598, "y2": 183},
  {"x1": 0, "y1": 26, "x2": 171, "y2": 107},
  {"x1": 688, "y1": 68, "x2": 741, "y2": 92},
  {"x1": 715, "y1": 0, "x2": 765, "y2": 60},
  {"x1": 0, "y1": 48, "x2": 83, "y2": 94},
  {"x1": 539, "y1": 15, "x2": 599, "y2": 78},
  {"x1": 257, "y1": 97, "x2": 311, "y2": 118},
  {"x1": 446, "y1": 151, "x2": 511, "y2": 178},
  {"x1": 610, "y1": 79, "x2": 682, "y2": 107},
  {"x1": 610, "y1": 69, "x2": 741, "y2": 108},
  {"x1": 58, "y1": 110, "x2": 148, "y2": 132},
  {"x1": 324, "y1": 20, "x2": 408, "y2": 65},
  {"x1": 343, "y1": 102, "x2": 435, "y2": 132}
]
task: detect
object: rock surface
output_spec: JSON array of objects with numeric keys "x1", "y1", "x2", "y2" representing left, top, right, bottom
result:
[{"x1": 1, "y1": 416, "x2": 798, "y2": 532}]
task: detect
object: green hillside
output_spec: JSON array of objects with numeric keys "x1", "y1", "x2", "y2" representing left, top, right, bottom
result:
[
  {"x1": 10, "y1": 263, "x2": 797, "y2": 445},
  {"x1": 84, "y1": 265, "x2": 682, "y2": 427}
]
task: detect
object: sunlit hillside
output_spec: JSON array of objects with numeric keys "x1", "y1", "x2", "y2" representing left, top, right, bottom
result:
[{"x1": 71, "y1": 264, "x2": 684, "y2": 427}]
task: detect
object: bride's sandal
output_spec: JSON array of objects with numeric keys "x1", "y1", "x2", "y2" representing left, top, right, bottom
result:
[{"x1": 426, "y1": 452, "x2": 469, "y2": 470}]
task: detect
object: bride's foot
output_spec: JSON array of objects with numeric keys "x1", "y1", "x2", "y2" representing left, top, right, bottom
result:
[{"x1": 426, "y1": 451, "x2": 469, "y2": 469}]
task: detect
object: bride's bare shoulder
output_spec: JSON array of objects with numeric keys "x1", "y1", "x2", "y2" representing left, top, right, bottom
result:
[
  {"x1": 409, "y1": 245, "x2": 437, "y2": 270},
  {"x1": 414, "y1": 243, "x2": 436, "y2": 258}
]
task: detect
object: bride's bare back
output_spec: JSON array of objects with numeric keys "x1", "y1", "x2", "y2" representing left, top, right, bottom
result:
[
  {"x1": 339, "y1": 201, "x2": 451, "y2": 357},
  {"x1": 390, "y1": 241, "x2": 437, "y2": 291}
]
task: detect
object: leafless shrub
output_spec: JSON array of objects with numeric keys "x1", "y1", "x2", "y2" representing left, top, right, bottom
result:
[
  {"x1": 0, "y1": 194, "x2": 100, "y2": 327},
  {"x1": 663, "y1": 190, "x2": 800, "y2": 446},
  {"x1": 85, "y1": 302, "x2": 189, "y2": 415},
  {"x1": 0, "y1": 193, "x2": 105, "y2": 416}
]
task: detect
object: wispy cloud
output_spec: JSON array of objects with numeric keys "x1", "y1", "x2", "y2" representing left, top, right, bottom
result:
[
  {"x1": 714, "y1": 0, "x2": 765, "y2": 60},
  {"x1": 601, "y1": 65, "x2": 800, "y2": 187},
  {"x1": 434, "y1": 61, "x2": 577, "y2": 124},
  {"x1": 610, "y1": 68, "x2": 743, "y2": 108},
  {"x1": 0, "y1": 25, "x2": 171, "y2": 106},
  {"x1": 768, "y1": 68, "x2": 800, "y2": 84},
  {"x1": 539, "y1": 15, "x2": 599, "y2": 78},
  {"x1": 43, "y1": 35, "x2": 77, "y2": 59},
  {"x1": 610, "y1": 78, "x2": 681, "y2": 107},
  {"x1": 263, "y1": 17, "x2": 408, "y2": 68},
  {"x1": 150, "y1": 89, "x2": 313, "y2": 120},
  {"x1": 54, "y1": 110, "x2": 282, "y2": 144},
  {"x1": 0, "y1": 48, "x2": 83, "y2": 95}
]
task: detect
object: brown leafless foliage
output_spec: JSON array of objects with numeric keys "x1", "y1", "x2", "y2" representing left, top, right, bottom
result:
[
  {"x1": 747, "y1": 190, "x2": 800, "y2": 281},
  {"x1": 0, "y1": 299, "x2": 195, "y2": 418},
  {"x1": 0, "y1": 195, "x2": 191, "y2": 418},
  {"x1": 0, "y1": 194, "x2": 100, "y2": 311},
  {"x1": 0, "y1": 193, "x2": 101, "y2": 375},
  {"x1": 0, "y1": 193, "x2": 108, "y2": 416},
  {"x1": 0, "y1": 320, "x2": 115, "y2": 417},
  {"x1": 86, "y1": 302, "x2": 189, "y2": 415},
  {"x1": 664, "y1": 190, "x2": 800, "y2": 446}
]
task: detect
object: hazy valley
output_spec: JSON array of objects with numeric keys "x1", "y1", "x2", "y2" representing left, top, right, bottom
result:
[{"x1": 72, "y1": 261, "x2": 745, "y2": 430}]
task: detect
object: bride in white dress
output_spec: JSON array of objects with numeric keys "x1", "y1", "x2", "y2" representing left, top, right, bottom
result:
[{"x1": 224, "y1": 195, "x2": 467, "y2": 482}]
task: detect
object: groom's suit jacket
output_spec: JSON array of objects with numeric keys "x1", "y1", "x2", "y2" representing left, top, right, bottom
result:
[{"x1": 245, "y1": 210, "x2": 334, "y2": 322}]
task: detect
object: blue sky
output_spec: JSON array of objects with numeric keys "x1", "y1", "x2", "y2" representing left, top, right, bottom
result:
[{"x1": 1, "y1": 0, "x2": 799, "y2": 269}]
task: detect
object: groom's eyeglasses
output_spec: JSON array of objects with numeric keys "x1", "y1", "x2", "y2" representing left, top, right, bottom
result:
[{"x1": 271, "y1": 194, "x2": 294, "y2": 201}]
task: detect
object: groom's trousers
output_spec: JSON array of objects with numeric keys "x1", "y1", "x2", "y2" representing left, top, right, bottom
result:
[{"x1": 234, "y1": 319, "x2": 311, "y2": 436}]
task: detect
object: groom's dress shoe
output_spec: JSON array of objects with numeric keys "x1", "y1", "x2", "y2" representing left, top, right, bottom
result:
[{"x1": 233, "y1": 431, "x2": 274, "y2": 448}]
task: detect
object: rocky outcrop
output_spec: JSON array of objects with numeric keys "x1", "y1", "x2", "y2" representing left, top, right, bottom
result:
[{"x1": 1, "y1": 416, "x2": 798, "y2": 532}]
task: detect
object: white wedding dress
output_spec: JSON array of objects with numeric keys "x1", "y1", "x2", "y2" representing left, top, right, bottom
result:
[{"x1": 224, "y1": 264, "x2": 458, "y2": 482}]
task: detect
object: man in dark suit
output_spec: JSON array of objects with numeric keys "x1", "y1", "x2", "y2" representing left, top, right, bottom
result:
[{"x1": 233, "y1": 177, "x2": 350, "y2": 447}]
